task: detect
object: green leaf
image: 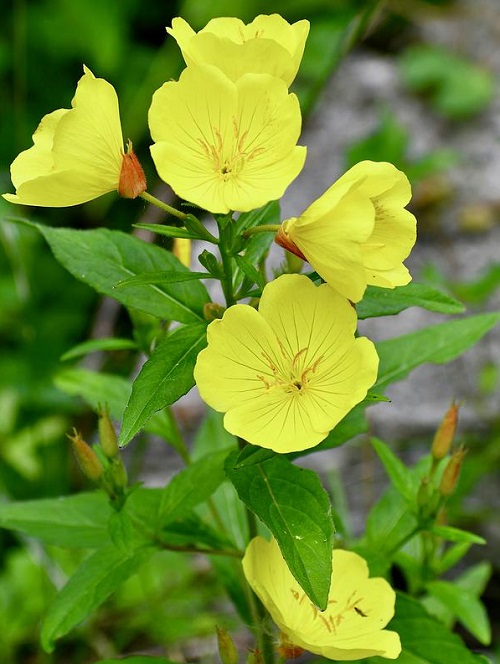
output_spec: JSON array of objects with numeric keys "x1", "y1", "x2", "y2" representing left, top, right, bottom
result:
[
  {"x1": 116, "y1": 270, "x2": 213, "y2": 288},
  {"x1": 366, "y1": 486, "x2": 418, "y2": 556},
  {"x1": 119, "y1": 322, "x2": 207, "y2": 445},
  {"x1": 371, "y1": 438, "x2": 416, "y2": 503},
  {"x1": 357, "y1": 283, "x2": 464, "y2": 319},
  {"x1": 24, "y1": 221, "x2": 209, "y2": 323},
  {"x1": 233, "y1": 254, "x2": 266, "y2": 291},
  {"x1": 431, "y1": 524, "x2": 486, "y2": 545},
  {"x1": 159, "y1": 450, "x2": 229, "y2": 524},
  {"x1": 41, "y1": 544, "x2": 150, "y2": 652},
  {"x1": 425, "y1": 580, "x2": 491, "y2": 645},
  {"x1": 61, "y1": 337, "x2": 138, "y2": 361},
  {"x1": 375, "y1": 312, "x2": 500, "y2": 389},
  {"x1": 134, "y1": 221, "x2": 202, "y2": 240},
  {"x1": 0, "y1": 492, "x2": 111, "y2": 548},
  {"x1": 54, "y1": 368, "x2": 182, "y2": 447},
  {"x1": 346, "y1": 592, "x2": 490, "y2": 663},
  {"x1": 293, "y1": 402, "x2": 368, "y2": 458},
  {"x1": 226, "y1": 452, "x2": 334, "y2": 609}
]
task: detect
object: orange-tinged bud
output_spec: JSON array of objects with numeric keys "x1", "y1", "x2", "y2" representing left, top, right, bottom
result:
[
  {"x1": 439, "y1": 446, "x2": 467, "y2": 497},
  {"x1": 98, "y1": 405, "x2": 119, "y2": 459},
  {"x1": 216, "y1": 626, "x2": 238, "y2": 664},
  {"x1": 432, "y1": 402, "x2": 460, "y2": 461},
  {"x1": 118, "y1": 140, "x2": 147, "y2": 199},
  {"x1": 278, "y1": 634, "x2": 305, "y2": 660},
  {"x1": 68, "y1": 429, "x2": 103, "y2": 482},
  {"x1": 203, "y1": 302, "x2": 226, "y2": 321},
  {"x1": 274, "y1": 225, "x2": 306, "y2": 261}
]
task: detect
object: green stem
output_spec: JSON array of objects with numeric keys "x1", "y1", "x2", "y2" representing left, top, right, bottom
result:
[
  {"x1": 140, "y1": 191, "x2": 187, "y2": 220},
  {"x1": 341, "y1": 0, "x2": 385, "y2": 56},
  {"x1": 218, "y1": 218, "x2": 237, "y2": 307},
  {"x1": 242, "y1": 224, "x2": 281, "y2": 239}
]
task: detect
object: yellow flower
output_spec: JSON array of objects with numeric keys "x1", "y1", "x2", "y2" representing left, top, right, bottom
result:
[
  {"x1": 194, "y1": 274, "x2": 378, "y2": 453},
  {"x1": 277, "y1": 161, "x2": 417, "y2": 303},
  {"x1": 3, "y1": 66, "x2": 145, "y2": 207},
  {"x1": 149, "y1": 64, "x2": 306, "y2": 215},
  {"x1": 243, "y1": 536, "x2": 401, "y2": 661},
  {"x1": 167, "y1": 15, "x2": 309, "y2": 86}
]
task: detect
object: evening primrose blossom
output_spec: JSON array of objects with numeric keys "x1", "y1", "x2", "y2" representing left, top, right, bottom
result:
[
  {"x1": 149, "y1": 64, "x2": 306, "y2": 214},
  {"x1": 194, "y1": 274, "x2": 378, "y2": 453},
  {"x1": 3, "y1": 67, "x2": 145, "y2": 207},
  {"x1": 243, "y1": 536, "x2": 401, "y2": 661},
  {"x1": 167, "y1": 14, "x2": 309, "y2": 86},
  {"x1": 276, "y1": 161, "x2": 417, "y2": 303}
]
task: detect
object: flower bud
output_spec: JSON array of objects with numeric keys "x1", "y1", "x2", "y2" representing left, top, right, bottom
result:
[
  {"x1": 432, "y1": 402, "x2": 460, "y2": 461},
  {"x1": 68, "y1": 429, "x2": 103, "y2": 482},
  {"x1": 98, "y1": 405, "x2": 119, "y2": 459},
  {"x1": 439, "y1": 446, "x2": 467, "y2": 497},
  {"x1": 203, "y1": 302, "x2": 226, "y2": 321},
  {"x1": 118, "y1": 140, "x2": 147, "y2": 199},
  {"x1": 274, "y1": 224, "x2": 306, "y2": 261},
  {"x1": 109, "y1": 457, "x2": 128, "y2": 491},
  {"x1": 216, "y1": 626, "x2": 238, "y2": 664}
]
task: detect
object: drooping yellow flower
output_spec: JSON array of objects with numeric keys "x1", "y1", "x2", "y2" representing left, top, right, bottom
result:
[
  {"x1": 3, "y1": 66, "x2": 146, "y2": 207},
  {"x1": 167, "y1": 15, "x2": 309, "y2": 86},
  {"x1": 194, "y1": 274, "x2": 378, "y2": 453},
  {"x1": 276, "y1": 161, "x2": 417, "y2": 303},
  {"x1": 149, "y1": 64, "x2": 306, "y2": 215},
  {"x1": 243, "y1": 536, "x2": 401, "y2": 661}
]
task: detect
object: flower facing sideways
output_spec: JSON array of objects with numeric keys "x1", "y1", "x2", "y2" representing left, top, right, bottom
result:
[
  {"x1": 194, "y1": 274, "x2": 378, "y2": 453},
  {"x1": 243, "y1": 536, "x2": 401, "y2": 661},
  {"x1": 149, "y1": 64, "x2": 306, "y2": 214},
  {"x1": 3, "y1": 66, "x2": 145, "y2": 207},
  {"x1": 167, "y1": 14, "x2": 309, "y2": 86},
  {"x1": 276, "y1": 161, "x2": 417, "y2": 303}
]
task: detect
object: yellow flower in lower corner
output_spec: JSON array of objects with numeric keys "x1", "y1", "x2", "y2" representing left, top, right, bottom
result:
[
  {"x1": 3, "y1": 66, "x2": 145, "y2": 207},
  {"x1": 148, "y1": 64, "x2": 306, "y2": 214},
  {"x1": 243, "y1": 536, "x2": 401, "y2": 661},
  {"x1": 167, "y1": 15, "x2": 309, "y2": 86},
  {"x1": 276, "y1": 161, "x2": 417, "y2": 303},
  {"x1": 194, "y1": 274, "x2": 378, "y2": 452}
]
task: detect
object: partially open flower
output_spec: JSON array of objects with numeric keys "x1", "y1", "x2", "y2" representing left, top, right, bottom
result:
[
  {"x1": 277, "y1": 161, "x2": 417, "y2": 303},
  {"x1": 243, "y1": 536, "x2": 401, "y2": 661},
  {"x1": 194, "y1": 274, "x2": 378, "y2": 453},
  {"x1": 149, "y1": 64, "x2": 306, "y2": 214},
  {"x1": 3, "y1": 66, "x2": 145, "y2": 207},
  {"x1": 167, "y1": 15, "x2": 309, "y2": 86}
]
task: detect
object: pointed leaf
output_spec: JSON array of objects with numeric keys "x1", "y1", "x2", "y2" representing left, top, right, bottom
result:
[
  {"x1": 116, "y1": 271, "x2": 213, "y2": 287},
  {"x1": 226, "y1": 452, "x2": 334, "y2": 609},
  {"x1": 61, "y1": 337, "x2": 138, "y2": 361},
  {"x1": 41, "y1": 544, "x2": 150, "y2": 652},
  {"x1": 357, "y1": 283, "x2": 464, "y2": 319},
  {"x1": 371, "y1": 437, "x2": 416, "y2": 502},
  {"x1": 376, "y1": 312, "x2": 500, "y2": 389},
  {"x1": 119, "y1": 323, "x2": 207, "y2": 445},
  {"x1": 426, "y1": 580, "x2": 491, "y2": 645},
  {"x1": 0, "y1": 492, "x2": 111, "y2": 548},
  {"x1": 23, "y1": 221, "x2": 209, "y2": 323}
]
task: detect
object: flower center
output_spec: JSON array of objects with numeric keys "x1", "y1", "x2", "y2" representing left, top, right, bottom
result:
[
  {"x1": 289, "y1": 588, "x2": 369, "y2": 636},
  {"x1": 258, "y1": 344, "x2": 322, "y2": 396},
  {"x1": 198, "y1": 120, "x2": 265, "y2": 182}
]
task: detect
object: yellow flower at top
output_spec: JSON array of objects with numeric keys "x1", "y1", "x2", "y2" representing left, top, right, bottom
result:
[
  {"x1": 149, "y1": 64, "x2": 306, "y2": 214},
  {"x1": 276, "y1": 161, "x2": 417, "y2": 303},
  {"x1": 194, "y1": 274, "x2": 378, "y2": 453},
  {"x1": 167, "y1": 15, "x2": 309, "y2": 86},
  {"x1": 3, "y1": 66, "x2": 146, "y2": 207},
  {"x1": 243, "y1": 536, "x2": 401, "y2": 661}
]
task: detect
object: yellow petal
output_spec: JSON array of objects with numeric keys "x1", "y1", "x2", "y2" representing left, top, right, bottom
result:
[
  {"x1": 3, "y1": 66, "x2": 124, "y2": 207},
  {"x1": 280, "y1": 161, "x2": 417, "y2": 300},
  {"x1": 243, "y1": 537, "x2": 401, "y2": 661},
  {"x1": 167, "y1": 15, "x2": 309, "y2": 86},
  {"x1": 194, "y1": 274, "x2": 378, "y2": 452},
  {"x1": 149, "y1": 65, "x2": 305, "y2": 214}
]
